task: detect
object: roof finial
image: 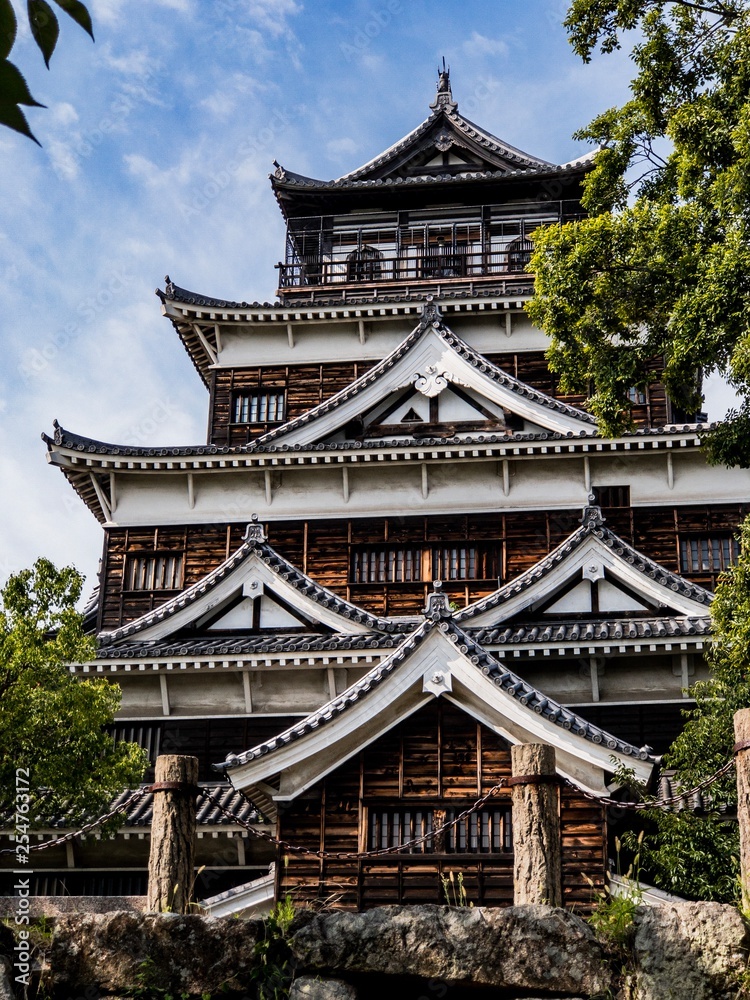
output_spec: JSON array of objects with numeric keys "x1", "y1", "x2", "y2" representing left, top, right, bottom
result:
[
  {"x1": 243, "y1": 514, "x2": 267, "y2": 544},
  {"x1": 430, "y1": 56, "x2": 457, "y2": 112},
  {"x1": 421, "y1": 294, "x2": 443, "y2": 326},
  {"x1": 424, "y1": 580, "x2": 453, "y2": 620},
  {"x1": 581, "y1": 494, "x2": 606, "y2": 529}
]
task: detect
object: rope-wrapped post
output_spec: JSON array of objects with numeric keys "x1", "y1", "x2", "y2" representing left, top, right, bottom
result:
[
  {"x1": 510, "y1": 743, "x2": 562, "y2": 907},
  {"x1": 147, "y1": 755, "x2": 199, "y2": 914},
  {"x1": 735, "y1": 710, "x2": 750, "y2": 913}
]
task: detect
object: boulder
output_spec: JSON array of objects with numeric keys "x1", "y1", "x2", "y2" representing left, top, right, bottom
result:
[
  {"x1": 290, "y1": 975, "x2": 358, "y2": 1000},
  {"x1": 289, "y1": 903, "x2": 614, "y2": 997},
  {"x1": 43, "y1": 911, "x2": 263, "y2": 996},
  {"x1": 631, "y1": 902, "x2": 750, "y2": 1000}
]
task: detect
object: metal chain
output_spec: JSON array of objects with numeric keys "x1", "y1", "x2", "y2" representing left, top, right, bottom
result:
[
  {"x1": 0, "y1": 787, "x2": 150, "y2": 856},
  {"x1": 2, "y1": 753, "x2": 739, "y2": 861},
  {"x1": 202, "y1": 781, "x2": 510, "y2": 860},
  {"x1": 562, "y1": 756, "x2": 737, "y2": 812}
]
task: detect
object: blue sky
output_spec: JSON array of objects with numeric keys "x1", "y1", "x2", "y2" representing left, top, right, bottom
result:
[{"x1": 0, "y1": 0, "x2": 734, "y2": 594}]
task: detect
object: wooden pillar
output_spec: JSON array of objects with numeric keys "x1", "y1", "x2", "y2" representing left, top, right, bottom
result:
[
  {"x1": 735, "y1": 710, "x2": 750, "y2": 912},
  {"x1": 147, "y1": 755, "x2": 199, "y2": 914},
  {"x1": 510, "y1": 743, "x2": 562, "y2": 907}
]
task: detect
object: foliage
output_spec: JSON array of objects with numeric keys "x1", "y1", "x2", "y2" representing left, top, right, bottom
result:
[
  {"x1": 585, "y1": 833, "x2": 643, "y2": 953},
  {"x1": 440, "y1": 869, "x2": 473, "y2": 906},
  {"x1": 0, "y1": 0, "x2": 93, "y2": 144},
  {"x1": 0, "y1": 558, "x2": 146, "y2": 828},
  {"x1": 528, "y1": 0, "x2": 750, "y2": 466},
  {"x1": 249, "y1": 896, "x2": 296, "y2": 1000},
  {"x1": 613, "y1": 519, "x2": 750, "y2": 900}
]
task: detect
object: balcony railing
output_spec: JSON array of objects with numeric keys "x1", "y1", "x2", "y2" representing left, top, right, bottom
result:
[{"x1": 277, "y1": 203, "x2": 582, "y2": 291}]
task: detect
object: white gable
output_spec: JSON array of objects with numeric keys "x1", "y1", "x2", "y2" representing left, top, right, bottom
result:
[
  {"x1": 256, "y1": 319, "x2": 596, "y2": 449},
  {"x1": 100, "y1": 545, "x2": 377, "y2": 644},
  {"x1": 227, "y1": 626, "x2": 654, "y2": 816},
  {"x1": 462, "y1": 532, "x2": 711, "y2": 628}
]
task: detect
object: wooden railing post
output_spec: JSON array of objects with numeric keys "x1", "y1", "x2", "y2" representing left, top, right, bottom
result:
[
  {"x1": 734, "y1": 710, "x2": 750, "y2": 912},
  {"x1": 510, "y1": 743, "x2": 562, "y2": 906},
  {"x1": 147, "y1": 755, "x2": 199, "y2": 914}
]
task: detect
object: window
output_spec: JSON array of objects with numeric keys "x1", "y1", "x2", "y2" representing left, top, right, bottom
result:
[
  {"x1": 125, "y1": 553, "x2": 183, "y2": 591},
  {"x1": 368, "y1": 805, "x2": 512, "y2": 854},
  {"x1": 432, "y1": 544, "x2": 499, "y2": 581},
  {"x1": 347, "y1": 246, "x2": 383, "y2": 283},
  {"x1": 594, "y1": 485, "x2": 631, "y2": 508},
  {"x1": 627, "y1": 386, "x2": 647, "y2": 405},
  {"x1": 507, "y1": 236, "x2": 534, "y2": 272},
  {"x1": 680, "y1": 536, "x2": 739, "y2": 574},
  {"x1": 352, "y1": 547, "x2": 424, "y2": 584},
  {"x1": 350, "y1": 543, "x2": 500, "y2": 584},
  {"x1": 232, "y1": 391, "x2": 285, "y2": 424}
]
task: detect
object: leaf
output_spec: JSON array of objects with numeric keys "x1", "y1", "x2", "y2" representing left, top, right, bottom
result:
[
  {"x1": 28, "y1": 0, "x2": 60, "y2": 68},
  {"x1": 0, "y1": 59, "x2": 45, "y2": 107},
  {"x1": 0, "y1": 100, "x2": 40, "y2": 144},
  {"x1": 51, "y1": 0, "x2": 93, "y2": 40},
  {"x1": 0, "y1": 0, "x2": 16, "y2": 61}
]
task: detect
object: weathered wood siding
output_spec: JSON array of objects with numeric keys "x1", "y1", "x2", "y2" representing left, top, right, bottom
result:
[
  {"x1": 208, "y1": 351, "x2": 671, "y2": 444},
  {"x1": 100, "y1": 504, "x2": 748, "y2": 630},
  {"x1": 275, "y1": 701, "x2": 604, "y2": 910}
]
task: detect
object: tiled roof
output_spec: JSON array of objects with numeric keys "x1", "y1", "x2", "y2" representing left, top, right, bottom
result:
[
  {"x1": 252, "y1": 299, "x2": 597, "y2": 448},
  {"x1": 97, "y1": 630, "x2": 406, "y2": 659},
  {"x1": 100, "y1": 520, "x2": 399, "y2": 644},
  {"x1": 455, "y1": 505, "x2": 713, "y2": 622},
  {"x1": 0, "y1": 784, "x2": 259, "y2": 831},
  {"x1": 218, "y1": 615, "x2": 654, "y2": 772},
  {"x1": 472, "y1": 616, "x2": 711, "y2": 647},
  {"x1": 159, "y1": 280, "x2": 535, "y2": 312}
]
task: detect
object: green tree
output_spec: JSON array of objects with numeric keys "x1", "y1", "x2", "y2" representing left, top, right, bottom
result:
[
  {"x1": 527, "y1": 0, "x2": 750, "y2": 466},
  {"x1": 0, "y1": 0, "x2": 94, "y2": 144},
  {"x1": 620, "y1": 519, "x2": 750, "y2": 900},
  {"x1": 0, "y1": 558, "x2": 146, "y2": 828}
]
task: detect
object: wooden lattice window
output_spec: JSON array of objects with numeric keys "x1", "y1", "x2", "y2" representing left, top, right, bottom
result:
[
  {"x1": 232, "y1": 391, "x2": 285, "y2": 424},
  {"x1": 680, "y1": 536, "x2": 739, "y2": 574},
  {"x1": 368, "y1": 804, "x2": 512, "y2": 854},
  {"x1": 125, "y1": 553, "x2": 183, "y2": 591},
  {"x1": 594, "y1": 485, "x2": 631, "y2": 508},
  {"x1": 432, "y1": 544, "x2": 500, "y2": 581},
  {"x1": 508, "y1": 236, "x2": 533, "y2": 272},
  {"x1": 351, "y1": 547, "x2": 424, "y2": 584}
]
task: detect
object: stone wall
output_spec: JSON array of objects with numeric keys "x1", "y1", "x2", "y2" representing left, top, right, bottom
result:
[{"x1": 1, "y1": 903, "x2": 748, "y2": 1000}]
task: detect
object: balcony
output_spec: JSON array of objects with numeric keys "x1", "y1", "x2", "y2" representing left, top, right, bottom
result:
[{"x1": 276, "y1": 202, "x2": 583, "y2": 302}]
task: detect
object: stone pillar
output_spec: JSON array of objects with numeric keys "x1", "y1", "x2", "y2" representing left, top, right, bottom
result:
[
  {"x1": 510, "y1": 743, "x2": 562, "y2": 906},
  {"x1": 147, "y1": 755, "x2": 199, "y2": 914},
  {"x1": 734, "y1": 710, "x2": 750, "y2": 912}
]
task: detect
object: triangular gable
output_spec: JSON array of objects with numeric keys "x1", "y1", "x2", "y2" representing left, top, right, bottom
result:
[
  {"x1": 100, "y1": 518, "x2": 399, "y2": 645},
  {"x1": 219, "y1": 600, "x2": 654, "y2": 816},
  {"x1": 271, "y1": 74, "x2": 596, "y2": 194},
  {"x1": 252, "y1": 300, "x2": 596, "y2": 450},
  {"x1": 456, "y1": 505, "x2": 713, "y2": 630}
]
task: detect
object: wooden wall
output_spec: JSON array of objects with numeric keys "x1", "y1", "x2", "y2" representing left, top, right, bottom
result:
[
  {"x1": 208, "y1": 351, "x2": 671, "y2": 445},
  {"x1": 275, "y1": 701, "x2": 605, "y2": 911},
  {"x1": 100, "y1": 504, "x2": 748, "y2": 630}
]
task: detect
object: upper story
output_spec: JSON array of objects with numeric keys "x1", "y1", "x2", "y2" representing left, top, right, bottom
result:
[
  {"x1": 270, "y1": 66, "x2": 591, "y2": 304},
  {"x1": 158, "y1": 71, "x2": 697, "y2": 448}
]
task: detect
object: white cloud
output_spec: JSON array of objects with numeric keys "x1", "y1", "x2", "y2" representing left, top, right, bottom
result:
[
  {"x1": 462, "y1": 32, "x2": 510, "y2": 58},
  {"x1": 326, "y1": 137, "x2": 358, "y2": 158}
]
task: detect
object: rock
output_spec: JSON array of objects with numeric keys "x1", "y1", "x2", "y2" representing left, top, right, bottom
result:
[
  {"x1": 631, "y1": 902, "x2": 750, "y2": 1000},
  {"x1": 290, "y1": 975, "x2": 358, "y2": 1000},
  {"x1": 0, "y1": 959, "x2": 15, "y2": 1000},
  {"x1": 289, "y1": 903, "x2": 614, "y2": 997},
  {"x1": 43, "y1": 912, "x2": 264, "y2": 996}
]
